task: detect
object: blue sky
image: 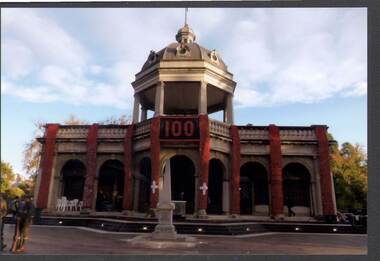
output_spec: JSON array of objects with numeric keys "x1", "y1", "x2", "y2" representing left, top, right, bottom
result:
[{"x1": 1, "y1": 8, "x2": 367, "y2": 177}]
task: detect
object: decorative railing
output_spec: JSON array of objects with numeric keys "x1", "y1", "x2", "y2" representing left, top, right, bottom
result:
[
  {"x1": 238, "y1": 127, "x2": 269, "y2": 140},
  {"x1": 56, "y1": 126, "x2": 89, "y2": 139},
  {"x1": 134, "y1": 119, "x2": 152, "y2": 137},
  {"x1": 209, "y1": 119, "x2": 231, "y2": 137},
  {"x1": 97, "y1": 126, "x2": 128, "y2": 139},
  {"x1": 279, "y1": 128, "x2": 316, "y2": 141}
]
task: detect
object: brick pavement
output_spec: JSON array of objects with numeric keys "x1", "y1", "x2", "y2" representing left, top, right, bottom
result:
[{"x1": 1, "y1": 224, "x2": 367, "y2": 255}]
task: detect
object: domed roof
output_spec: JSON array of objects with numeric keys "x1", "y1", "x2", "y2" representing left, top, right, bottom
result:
[{"x1": 140, "y1": 24, "x2": 228, "y2": 72}]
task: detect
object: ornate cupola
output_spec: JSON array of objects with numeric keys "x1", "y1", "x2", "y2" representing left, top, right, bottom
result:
[
  {"x1": 175, "y1": 24, "x2": 196, "y2": 44},
  {"x1": 131, "y1": 20, "x2": 237, "y2": 124}
]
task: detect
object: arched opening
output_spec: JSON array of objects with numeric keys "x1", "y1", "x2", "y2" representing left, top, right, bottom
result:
[
  {"x1": 138, "y1": 157, "x2": 151, "y2": 213},
  {"x1": 170, "y1": 155, "x2": 196, "y2": 214},
  {"x1": 240, "y1": 162, "x2": 269, "y2": 215},
  {"x1": 207, "y1": 159, "x2": 224, "y2": 215},
  {"x1": 61, "y1": 160, "x2": 86, "y2": 200},
  {"x1": 283, "y1": 163, "x2": 311, "y2": 216},
  {"x1": 96, "y1": 160, "x2": 124, "y2": 212}
]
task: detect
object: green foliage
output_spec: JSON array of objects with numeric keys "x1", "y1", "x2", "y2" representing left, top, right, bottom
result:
[
  {"x1": 99, "y1": 114, "x2": 131, "y2": 125},
  {"x1": 6, "y1": 187, "x2": 25, "y2": 198},
  {"x1": 17, "y1": 178, "x2": 35, "y2": 198},
  {"x1": 1, "y1": 160, "x2": 15, "y2": 193},
  {"x1": 1, "y1": 161, "x2": 28, "y2": 198},
  {"x1": 331, "y1": 142, "x2": 368, "y2": 210}
]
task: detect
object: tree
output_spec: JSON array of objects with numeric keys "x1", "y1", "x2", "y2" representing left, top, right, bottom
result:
[
  {"x1": 99, "y1": 114, "x2": 131, "y2": 125},
  {"x1": 22, "y1": 114, "x2": 130, "y2": 179},
  {"x1": 23, "y1": 115, "x2": 88, "y2": 178},
  {"x1": 1, "y1": 160, "x2": 25, "y2": 198},
  {"x1": 331, "y1": 142, "x2": 368, "y2": 210},
  {"x1": 1, "y1": 160, "x2": 16, "y2": 193}
]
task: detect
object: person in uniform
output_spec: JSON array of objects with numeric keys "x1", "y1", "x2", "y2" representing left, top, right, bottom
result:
[
  {"x1": 0, "y1": 193, "x2": 9, "y2": 251},
  {"x1": 10, "y1": 196, "x2": 20, "y2": 218},
  {"x1": 10, "y1": 196, "x2": 35, "y2": 253},
  {"x1": 10, "y1": 196, "x2": 21, "y2": 253}
]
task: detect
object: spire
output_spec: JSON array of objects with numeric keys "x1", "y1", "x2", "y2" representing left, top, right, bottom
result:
[
  {"x1": 176, "y1": 8, "x2": 196, "y2": 44},
  {"x1": 185, "y1": 8, "x2": 188, "y2": 26}
]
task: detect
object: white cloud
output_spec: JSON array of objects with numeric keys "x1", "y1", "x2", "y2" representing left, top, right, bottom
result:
[
  {"x1": 1, "y1": 39, "x2": 34, "y2": 79},
  {"x1": 1, "y1": 8, "x2": 367, "y2": 109},
  {"x1": 218, "y1": 8, "x2": 367, "y2": 107}
]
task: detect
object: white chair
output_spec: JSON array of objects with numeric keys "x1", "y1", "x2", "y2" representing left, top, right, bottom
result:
[
  {"x1": 69, "y1": 199, "x2": 79, "y2": 211},
  {"x1": 60, "y1": 197, "x2": 68, "y2": 212},
  {"x1": 67, "y1": 200, "x2": 73, "y2": 211},
  {"x1": 56, "y1": 198, "x2": 62, "y2": 212},
  {"x1": 78, "y1": 201, "x2": 83, "y2": 212}
]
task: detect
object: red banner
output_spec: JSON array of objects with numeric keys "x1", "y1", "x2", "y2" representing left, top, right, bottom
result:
[{"x1": 160, "y1": 117, "x2": 200, "y2": 141}]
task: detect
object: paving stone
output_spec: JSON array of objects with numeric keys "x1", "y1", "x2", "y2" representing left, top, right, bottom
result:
[{"x1": 1, "y1": 224, "x2": 367, "y2": 255}]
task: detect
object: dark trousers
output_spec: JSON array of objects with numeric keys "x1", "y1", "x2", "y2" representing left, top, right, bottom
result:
[
  {"x1": 0, "y1": 218, "x2": 5, "y2": 251},
  {"x1": 11, "y1": 218, "x2": 31, "y2": 252}
]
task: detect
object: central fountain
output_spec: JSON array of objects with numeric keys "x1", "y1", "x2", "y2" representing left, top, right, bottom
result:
[{"x1": 128, "y1": 159, "x2": 199, "y2": 248}]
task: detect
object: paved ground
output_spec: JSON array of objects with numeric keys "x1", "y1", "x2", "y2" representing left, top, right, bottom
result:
[{"x1": 1, "y1": 224, "x2": 367, "y2": 255}]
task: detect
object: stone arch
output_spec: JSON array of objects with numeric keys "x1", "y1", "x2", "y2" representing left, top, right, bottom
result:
[
  {"x1": 163, "y1": 154, "x2": 196, "y2": 214},
  {"x1": 207, "y1": 158, "x2": 225, "y2": 215},
  {"x1": 136, "y1": 157, "x2": 152, "y2": 213},
  {"x1": 282, "y1": 162, "x2": 312, "y2": 217},
  {"x1": 240, "y1": 161, "x2": 270, "y2": 215},
  {"x1": 60, "y1": 159, "x2": 86, "y2": 201},
  {"x1": 210, "y1": 151, "x2": 230, "y2": 180},
  {"x1": 96, "y1": 154, "x2": 124, "y2": 178},
  {"x1": 49, "y1": 155, "x2": 86, "y2": 210},
  {"x1": 282, "y1": 157, "x2": 314, "y2": 182},
  {"x1": 160, "y1": 149, "x2": 199, "y2": 177},
  {"x1": 240, "y1": 157, "x2": 270, "y2": 177},
  {"x1": 96, "y1": 159, "x2": 124, "y2": 212}
]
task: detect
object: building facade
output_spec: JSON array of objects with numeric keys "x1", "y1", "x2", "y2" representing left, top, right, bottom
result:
[{"x1": 34, "y1": 23, "x2": 337, "y2": 220}]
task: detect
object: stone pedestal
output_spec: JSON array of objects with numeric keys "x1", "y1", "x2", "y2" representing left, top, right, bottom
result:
[
  {"x1": 128, "y1": 159, "x2": 201, "y2": 248},
  {"x1": 152, "y1": 202, "x2": 177, "y2": 240}
]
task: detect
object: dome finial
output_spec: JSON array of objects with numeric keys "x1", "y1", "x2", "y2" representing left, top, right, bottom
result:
[
  {"x1": 176, "y1": 8, "x2": 196, "y2": 44},
  {"x1": 184, "y1": 8, "x2": 188, "y2": 26}
]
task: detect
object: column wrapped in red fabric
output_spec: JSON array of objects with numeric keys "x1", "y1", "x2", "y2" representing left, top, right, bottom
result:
[
  {"x1": 269, "y1": 124, "x2": 284, "y2": 218},
  {"x1": 123, "y1": 124, "x2": 134, "y2": 210},
  {"x1": 83, "y1": 124, "x2": 98, "y2": 209},
  {"x1": 150, "y1": 117, "x2": 161, "y2": 208},
  {"x1": 230, "y1": 125, "x2": 241, "y2": 215},
  {"x1": 36, "y1": 124, "x2": 60, "y2": 209},
  {"x1": 197, "y1": 115, "x2": 210, "y2": 213},
  {"x1": 315, "y1": 126, "x2": 336, "y2": 216}
]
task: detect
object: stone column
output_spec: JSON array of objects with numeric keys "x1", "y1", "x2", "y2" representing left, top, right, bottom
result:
[
  {"x1": 133, "y1": 94, "x2": 140, "y2": 123},
  {"x1": 225, "y1": 94, "x2": 234, "y2": 124},
  {"x1": 83, "y1": 124, "x2": 99, "y2": 211},
  {"x1": 154, "y1": 81, "x2": 165, "y2": 117},
  {"x1": 198, "y1": 81, "x2": 207, "y2": 115},
  {"x1": 150, "y1": 117, "x2": 161, "y2": 209},
  {"x1": 314, "y1": 126, "x2": 336, "y2": 218},
  {"x1": 230, "y1": 125, "x2": 241, "y2": 215},
  {"x1": 141, "y1": 107, "x2": 148, "y2": 121},
  {"x1": 122, "y1": 124, "x2": 134, "y2": 211},
  {"x1": 197, "y1": 115, "x2": 210, "y2": 217},
  {"x1": 269, "y1": 124, "x2": 284, "y2": 219},
  {"x1": 36, "y1": 124, "x2": 60, "y2": 209}
]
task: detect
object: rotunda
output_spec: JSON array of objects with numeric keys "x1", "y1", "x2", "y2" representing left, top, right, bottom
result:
[{"x1": 34, "y1": 22, "x2": 337, "y2": 222}]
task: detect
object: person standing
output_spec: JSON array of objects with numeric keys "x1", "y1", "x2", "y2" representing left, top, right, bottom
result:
[
  {"x1": 10, "y1": 196, "x2": 35, "y2": 253},
  {"x1": 10, "y1": 196, "x2": 20, "y2": 218},
  {"x1": 10, "y1": 196, "x2": 21, "y2": 253},
  {"x1": 0, "y1": 193, "x2": 8, "y2": 251}
]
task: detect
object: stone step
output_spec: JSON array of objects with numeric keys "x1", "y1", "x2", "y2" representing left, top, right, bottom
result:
[{"x1": 4, "y1": 216, "x2": 366, "y2": 235}]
